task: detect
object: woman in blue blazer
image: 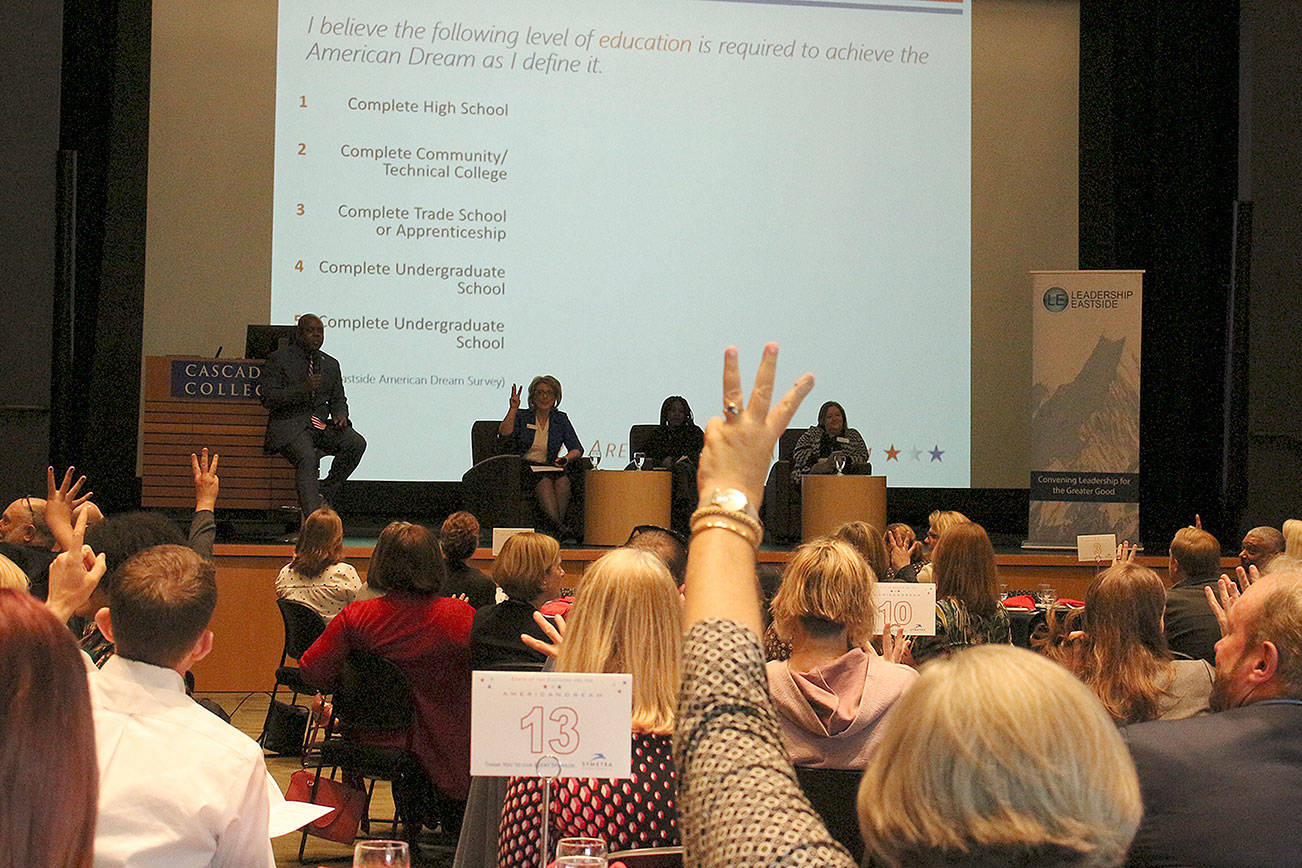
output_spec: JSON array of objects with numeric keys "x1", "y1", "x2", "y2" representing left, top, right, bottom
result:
[{"x1": 498, "y1": 375, "x2": 583, "y2": 536}]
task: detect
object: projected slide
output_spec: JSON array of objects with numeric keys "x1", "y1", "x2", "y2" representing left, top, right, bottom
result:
[{"x1": 272, "y1": 0, "x2": 970, "y2": 485}]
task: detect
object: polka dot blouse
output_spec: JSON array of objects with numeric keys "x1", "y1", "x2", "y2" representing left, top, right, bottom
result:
[{"x1": 497, "y1": 732, "x2": 679, "y2": 867}]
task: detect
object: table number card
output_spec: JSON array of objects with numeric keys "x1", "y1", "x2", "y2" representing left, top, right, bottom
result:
[
  {"x1": 870, "y1": 583, "x2": 936, "y2": 636},
  {"x1": 491, "y1": 527, "x2": 533, "y2": 555},
  {"x1": 1077, "y1": 533, "x2": 1117, "y2": 562},
  {"x1": 470, "y1": 671, "x2": 632, "y2": 778}
]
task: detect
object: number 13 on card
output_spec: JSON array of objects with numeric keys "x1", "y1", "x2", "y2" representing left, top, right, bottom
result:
[
  {"x1": 471, "y1": 671, "x2": 633, "y2": 778},
  {"x1": 520, "y1": 705, "x2": 580, "y2": 755}
]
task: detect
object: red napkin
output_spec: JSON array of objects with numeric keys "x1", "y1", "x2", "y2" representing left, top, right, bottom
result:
[{"x1": 1003, "y1": 594, "x2": 1036, "y2": 610}]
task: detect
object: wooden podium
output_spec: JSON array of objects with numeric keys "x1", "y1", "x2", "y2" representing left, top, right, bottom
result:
[
  {"x1": 142, "y1": 356, "x2": 296, "y2": 509},
  {"x1": 584, "y1": 469, "x2": 672, "y2": 546},
  {"x1": 801, "y1": 475, "x2": 887, "y2": 542}
]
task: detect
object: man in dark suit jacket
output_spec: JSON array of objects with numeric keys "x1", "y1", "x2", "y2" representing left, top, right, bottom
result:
[
  {"x1": 1123, "y1": 571, "x2": 1302, "y2": 866},
  {"x1": 261, "y1": 314, "x2": 365, "y2": 515},
  {"x1": 1163, "y1": 526, "x2": 1223, "y2": 664}
]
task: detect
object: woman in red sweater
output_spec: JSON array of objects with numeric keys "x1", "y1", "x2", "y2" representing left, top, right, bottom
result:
[{"x1": 301, "y1": 520, "x2": 476, "y2": 834}]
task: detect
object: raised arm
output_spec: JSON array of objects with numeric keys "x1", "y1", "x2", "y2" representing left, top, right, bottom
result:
[
  {"x1": 45, "y1": 465, "x2": 93, "y2": 553},
  {"x1": 499, "y1": 384, "x2": 522, "y2": 437},
  {"x1": 675, "y1": 345, "x2": 852, "y2": 868},
  {"x1": 684, "y1": 344, "x2": 811, "y2": 635}
]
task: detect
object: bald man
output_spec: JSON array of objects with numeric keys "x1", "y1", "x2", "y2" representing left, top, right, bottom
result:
[
  {"x1": 0, "y1": 496, "x2": 56, "y2": 599},
  {"x1": 261, "y1": 313, "x2": 366, "y2": 516},
  {"x1": 1239, "y1": 526, "x2": 1284, "y2": 572},
  {"x1": 1123, "y1": 572, "x2": 1302, "y2": 865}
]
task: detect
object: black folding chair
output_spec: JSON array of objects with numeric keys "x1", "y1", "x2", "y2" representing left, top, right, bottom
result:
[
  {"x1": 298, "y1": 651, "x2": 427, "y2": 860},
  {"x1": 259, "y1": 599, "x2": 327, "y2": 754},
  {"x1": 794, "y1": 765, "x2": 866, "y2": 863}
]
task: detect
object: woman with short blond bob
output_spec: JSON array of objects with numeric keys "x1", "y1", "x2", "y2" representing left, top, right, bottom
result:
[
  {"x1": 1042, "y1": 563, "x2": 1212, "y2": 723},
  {"x1": 767, "y1": 538, "x2": 917, "y2": 769},
  {"x1": 497, "y1": 547, "x2": 682, "y2": 866},
  {"x1": 909, "y1": 521, "x2": 1011, "y2": 665},
  {"x1": 471, "y1": 531, "x2": 565, "y2": 669},
  {"x1": 858, "y1": 644, "x2": 1141, "y2": 867}
]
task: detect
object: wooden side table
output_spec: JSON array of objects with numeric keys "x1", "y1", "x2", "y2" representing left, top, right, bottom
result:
[
  {"x1": 584, "y1": 470, "x2": 672, "y2": 546},
  {"x1": 801, "y1": 475, "x2": 887, "y2": 542}
]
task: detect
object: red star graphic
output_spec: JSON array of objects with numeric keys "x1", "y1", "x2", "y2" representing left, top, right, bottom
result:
[{"x1": 885, "y1": 444, "x2": 900, "y2": 461}]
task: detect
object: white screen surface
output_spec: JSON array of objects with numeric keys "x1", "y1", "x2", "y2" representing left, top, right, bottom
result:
[{"x1": 272, "y1": 0, "x2": 970, "y2": 485}]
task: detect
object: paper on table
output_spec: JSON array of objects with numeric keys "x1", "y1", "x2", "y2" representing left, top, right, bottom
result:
[{"x1": 529, "y1": 465, "x2": 564, "y2": 473}]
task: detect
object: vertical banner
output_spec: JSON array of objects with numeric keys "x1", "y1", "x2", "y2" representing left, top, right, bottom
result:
[{"x1": 1026, "y1": 271, "x2": 1143, "y2": 548}]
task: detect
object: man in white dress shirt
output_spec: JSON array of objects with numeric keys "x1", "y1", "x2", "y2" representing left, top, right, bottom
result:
[{"x1": 88, "y1": 543, "x2": 275, "y2": 868}]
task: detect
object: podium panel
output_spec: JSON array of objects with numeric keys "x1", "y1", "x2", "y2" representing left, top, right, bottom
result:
[
  {"x1": 142, "y1": 356, "x2": 296, "y2": 509},
  {"x1": 584, "y1": 470, "x2": 672, "y2": 546},
  {"x1": 801, "y1": 475, "x2": 887, "y2": 542}
]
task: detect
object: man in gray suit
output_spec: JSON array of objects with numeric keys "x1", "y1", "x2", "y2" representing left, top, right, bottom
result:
[
  {"x1": 1123, "y1": 571, "x2": 1302, "y2": 866},
  {"x1": 261, "y1": 314, "x2": 366, "y2": 515}
]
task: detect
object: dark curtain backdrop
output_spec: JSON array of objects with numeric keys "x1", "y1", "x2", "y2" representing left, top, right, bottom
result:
[
  {"x1": 1079, "y1": 0, "x2": 1239, "y2": 550},
  {"x1": 0, "y1": 2, "x2": 62, "y2": 505},
  {"x1": 57, "y1": 0, "x2": 152, "y2": 513}
]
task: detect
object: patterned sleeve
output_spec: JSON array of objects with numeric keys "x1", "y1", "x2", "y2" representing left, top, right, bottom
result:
[
  {"x1": 673, "y1": 619, "x2": 856, "y2": 868},
  {"x1": 846, "y1": 429, "x2": 871, "y2": 466},
  {"x1": 790, "y1": 428, "x2": 823, "y2": 482}
]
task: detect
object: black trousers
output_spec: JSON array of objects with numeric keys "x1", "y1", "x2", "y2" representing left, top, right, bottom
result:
[{"x1": 278, "y1": 424, "x2": 367, "y2": 514}]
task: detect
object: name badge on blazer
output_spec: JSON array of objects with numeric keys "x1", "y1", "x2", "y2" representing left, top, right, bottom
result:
[
  {"x1": 835, "y1": 436, "x2": 850, "y2": 444},
  {"x1": 526, "y1": 423, "x2": 538, "y2": 430}
]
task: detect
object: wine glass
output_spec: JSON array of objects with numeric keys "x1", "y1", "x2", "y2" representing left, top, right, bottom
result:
[
  {"x1": 556, "y1": 838, "x2": 607, "y2": 867},
  {"x1": 589, "y1": 453, "x2": 601, "y2": 470},
  {"x1": 353, "y1": 840, "x2": 410, "y2": 868},
  {"x1": 633, "y1": 452, "x2": 646, "y2": 470},
  {"x1": 833, "y1": 451, "x2": 847, "y2": 475},
  {"x1": 1037, "y1": 583, "x2": 1058, "y2": 610}
]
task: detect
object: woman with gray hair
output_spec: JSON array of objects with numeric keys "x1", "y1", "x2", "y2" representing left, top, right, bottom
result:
[{"x1": 498, "y1": 375, "x2": 583, "y2": 538}]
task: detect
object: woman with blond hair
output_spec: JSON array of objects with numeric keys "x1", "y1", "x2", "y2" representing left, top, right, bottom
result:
[
  {"x1": 858, "y1": 645, "x2": 1141, "y2": 866},
  {"x1": 1284, "y1": 518, "x2": 1302, "y2": 559},
  {"x1": 0, "y1": 554, "x2": 28, "y2": 591},
  {"x1": 274, "y1": 505, "x2": 361, "y2": 622},
  {"x1": 497, "y1": 547, "x2": 682, "y2": 867},
  {"x1": 1042, "y1": 562, "x2": 1212, "y2": 723},
  {"x1": 767, "y1": 538, "x2": 916, "y2": 769},
  {"x1": 909, "y1": 521, "x2": 1011, "y2": 665},
  {"x1": 470, "y1": 531, "x2": 565, "y2": 669},
  {"x1": 764, "y1": 523, "x2": 891, "y2": 661},
  {"x1": 888, "y1": 509, "x2": 968, "y2": 582}
]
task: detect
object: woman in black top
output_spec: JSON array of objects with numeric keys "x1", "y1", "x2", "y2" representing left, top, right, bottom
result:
[
  {"x1": 439, "y1": 511, "x2": 496, "y2": 609},
  {"x1": 643, "y1": 396, "x2": 704, "y2": 533}
]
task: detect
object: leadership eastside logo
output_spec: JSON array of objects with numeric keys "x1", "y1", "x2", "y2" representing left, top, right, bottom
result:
[{"x1": 1043, "y1": 287, "x2": 1069, "y2": 312}]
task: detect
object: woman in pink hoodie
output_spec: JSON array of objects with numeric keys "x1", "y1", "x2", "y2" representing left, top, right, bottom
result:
[{"x1": 766, "y1": 538, "x2": 917, "y2": 769}]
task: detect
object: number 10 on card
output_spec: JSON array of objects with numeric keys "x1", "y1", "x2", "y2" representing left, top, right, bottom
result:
[
  {"x1": 870, "y1": 583, "x2": 937, "y2": 636},
  {"x1": 471, "y1": 672, "x2": 633, "y2": 778}
]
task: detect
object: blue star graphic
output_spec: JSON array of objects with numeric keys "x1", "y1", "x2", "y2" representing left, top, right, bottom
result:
[
  {"x1": 930, "y1": 445, "x2": 945, "y2": 462},
  {"x1": 910, "y1": 446, "x2": 924, "y2": 461}
]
